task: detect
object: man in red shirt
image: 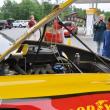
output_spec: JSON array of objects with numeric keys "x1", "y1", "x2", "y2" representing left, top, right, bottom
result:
[
  {"x1": 28, "y1": 15, "x2": 40, "y2": 41},
  {"x1": 28, "y1": 15, "x2": 37, "y2": 28}
]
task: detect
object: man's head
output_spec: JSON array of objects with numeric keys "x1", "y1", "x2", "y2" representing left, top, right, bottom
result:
[
  {"x1": 99, "y1": 14, "x2": 105, "y2": 21},
  {"x1": 30, "y1": 15, "x2": 35, "y2": 20}
]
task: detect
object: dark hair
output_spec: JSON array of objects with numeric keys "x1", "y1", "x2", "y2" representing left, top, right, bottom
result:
[{"x1": 108, "y1": 17, "x2": 110, "y2": 22}]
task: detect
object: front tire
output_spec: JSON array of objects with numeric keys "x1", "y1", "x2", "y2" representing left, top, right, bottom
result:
[{"x1": 19, "y1": 24, "x2": 22, "y2": 28}]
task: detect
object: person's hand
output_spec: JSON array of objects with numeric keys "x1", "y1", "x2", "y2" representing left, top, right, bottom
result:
[
  {"x1": 95, "y1": 19, "x2": 101, "y2": 25},
  {"x1": 95, "y1": 21, "x2": 98, "y2": 25}
]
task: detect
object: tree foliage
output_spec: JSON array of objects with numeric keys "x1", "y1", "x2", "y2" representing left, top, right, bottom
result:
[
  {"x1": 1, "y1": 0, "x2": 18, "y2": 19},
  {"x1": 104, "y1": 12, "x2": 110, "y2": 21},
  {"x1": 0, "y1": 0, "x2": 110, "y2": 21},
  {"x1": 1, "y1": 0, "x2": 43, "y2": 20},
  {"x1": 0, "y1": 0, "x2": 54, "y2": 20},
  {"x1": 42, "y1": 2, "x2": 53, "y2": 17},
  {"x1": 61, "y1": 6, "x2": 73, "y2": 19},
  {"x1": 74, "y1": 7, "x2": 86, "y2": 18}
]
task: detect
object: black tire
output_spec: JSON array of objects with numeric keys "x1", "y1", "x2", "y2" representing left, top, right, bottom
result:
[{"x1": 19, "y1": 24, "x2": 22, "y2": 28}]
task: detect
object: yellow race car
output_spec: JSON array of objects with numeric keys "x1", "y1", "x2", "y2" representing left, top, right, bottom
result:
[{"x1": 0, "y1": 0, "x2": 109, "y2": 109}]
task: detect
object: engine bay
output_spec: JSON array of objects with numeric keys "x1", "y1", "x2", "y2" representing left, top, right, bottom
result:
[{"x1": 0, "y1": 41, "x2": 110, "y2": 76}]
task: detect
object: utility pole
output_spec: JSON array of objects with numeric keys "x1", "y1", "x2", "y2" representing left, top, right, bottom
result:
[
  {"x1": 56, "y1": 0, "x2": 58, "y2": 4},
  {"x1": 92, "y1": 3, "x2": 94, "y2": 8},
  {"x1": 96, "y1": 0, "x2": 98, "y2": 9}
]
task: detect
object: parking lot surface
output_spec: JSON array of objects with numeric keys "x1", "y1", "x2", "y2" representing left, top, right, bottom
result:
[{"x1": 0, "y1": 27, "x2": 97, "y2": 53}]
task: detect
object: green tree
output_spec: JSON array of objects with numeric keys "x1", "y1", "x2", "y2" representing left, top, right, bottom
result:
[
  {"x1": 104, "y1": 12, "x2": 110, "y2": 21},
  {"x1": 61, "y1": 6, "x2": 72, "y2": 19},
  {"x1": 1, "y1": 0, "x2": 42, "y2": 20},
  {"x1": 74, "y1": 7, "x2": 86, "y2": 18},
  {"x1": 18, "y1": 0, "x2": 41, "y2": 20},
  {"x1": 0, "y1": 8, "x2": 4, "y2": 19},
  {"x1": 1, "y1": 0, "x2": 109, "y2": 22},
  {"x1": 1, "y1": 0, "x2": 17, "y2": 19},
  {"x1": 42, "y1": 2, "x2": 53, "y2": 17}
]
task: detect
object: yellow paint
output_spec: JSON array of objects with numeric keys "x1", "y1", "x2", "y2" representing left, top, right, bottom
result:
[
  {"x1": 0, "y1": 74, "x2": 109, "y2": 99},
  {"x1": 86, "y1": 8, "x2": 97, "y2": 15},
  {"x1": 22, "y1": 44, "x2": 29, "y2": 55},
  {"x1": 60, "y1": 0, "x2": 73, "y2": 8},
  {"x1": 12, "y1": 44, "x2": 28, "y2": 57},
  {"x1": 67, "y1": 38, "x2": 72, "y2": 46}
]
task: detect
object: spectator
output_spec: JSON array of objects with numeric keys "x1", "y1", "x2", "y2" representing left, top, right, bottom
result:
[
  {"x1": 93, "y1": 14, "x2": 106, "y2": 54},
  {"x1": 28, "y1": 15, "x2": 40, "y2": 41},
  {"x1": 28, "y1": 15, "x2": 37, "y2": 28},
  {"x1": 102, "y1": 17, "x2": 110, "y2": 58}
]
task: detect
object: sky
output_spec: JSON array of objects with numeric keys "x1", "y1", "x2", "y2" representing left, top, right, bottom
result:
[
  {"x1": 73, "y1": 3, "x2": 110, "y2": 12},
  {"x1": 0, "y1": 0, "x2": 110, "y2": 12}
]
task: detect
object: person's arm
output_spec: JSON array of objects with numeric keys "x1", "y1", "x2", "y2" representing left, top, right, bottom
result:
[
  {"x1": 94, "y1": 21, "x2": 100, "y2": 29},
  {"x1": 34, "y1": 20, "x2": 37, "y2": 24},
  {"x1": 93, "y1": 22, "x2": 98, "y2": 33}
]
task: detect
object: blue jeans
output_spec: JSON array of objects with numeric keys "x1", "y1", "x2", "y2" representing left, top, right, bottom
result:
[{"x1": 97, "y1": 42, "x2": 103, "y2": 55}]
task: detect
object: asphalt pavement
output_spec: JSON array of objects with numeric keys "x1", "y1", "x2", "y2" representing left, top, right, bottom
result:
[
  {"x1": 0, "y1": 27, "x2": 97, "y2": 53},
  {"x1": 64, "y1": 27, "x2": 97, "y2": 53}
]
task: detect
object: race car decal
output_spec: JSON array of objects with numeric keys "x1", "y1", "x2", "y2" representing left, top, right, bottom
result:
[{"x1": 0, "y1": 92, "x2": 110, "y2": 110}]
